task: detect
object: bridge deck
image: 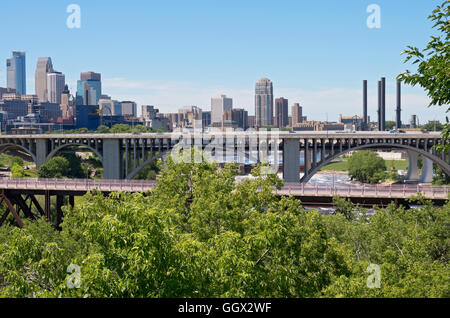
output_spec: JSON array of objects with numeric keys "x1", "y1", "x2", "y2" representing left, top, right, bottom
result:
[
  {"x1": 0, "y1": 178, "x2": 448, "y2": 201},
  {"x1": 277, "y1": 183, "x2": 450, "y2": 200}
]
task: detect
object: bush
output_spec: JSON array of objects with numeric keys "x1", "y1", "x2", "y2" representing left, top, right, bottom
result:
[
  {"x1": 38, "y1": 157, "x2": 70, "y2": 178},
  {"x1": 10, "y1": 164, "x2": 25, "y2": 178},
  {"x1": 347, "y1": 151, "x2": 387, "y2": 184}
]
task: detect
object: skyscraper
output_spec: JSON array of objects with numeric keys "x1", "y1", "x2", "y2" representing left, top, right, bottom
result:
[
  {"x1": 47, "y1": 72, "x2": 65, "y2": 104},
  {"x1": 275, "y1": 97, "x2": 288, "y2": 128},
  {"x1": 291, "y1": 103, "x2": 303, "y2": 127},
  {"x1": 76, "y1": 72, "x2": 102, "y2": 105},
  {"x1": 60, "y1": 85, "x2": 75, "y2": 119},
  {"x1": 120, "y1": 101, "x2": 137, "y2": 117},
  {"x1": 211, "y1": 95, "x2": 233, "y2": 125},
  {"x1": 255, "y1": 78, "x2": 273, "y2": 127},
  {"x1": 35, "y1": 57, "x2": 54, "y2": 102},
  {"x1": 7, "y1": 51, "x2": 26, "y2": 95}
]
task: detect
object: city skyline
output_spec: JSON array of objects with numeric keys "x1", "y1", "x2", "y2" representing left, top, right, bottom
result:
[{"x1": 0, "y1": 0, "x2": 447, "y2": 122}]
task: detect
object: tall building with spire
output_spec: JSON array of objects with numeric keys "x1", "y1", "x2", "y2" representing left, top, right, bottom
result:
[
  {"x1": 255, "y1": 78, "x2": 273, "y2": 127},
  {"x1": 35, "y1": 57, "x2": 54, "y2": 102},
  {"x1": 7, "y1": 51, "x2": 26, "y2": 95}
]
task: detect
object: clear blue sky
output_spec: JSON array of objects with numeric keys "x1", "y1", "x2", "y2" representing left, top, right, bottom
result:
[{"x1": 0, "y1": 0, "x2": 446, "y2": 123}]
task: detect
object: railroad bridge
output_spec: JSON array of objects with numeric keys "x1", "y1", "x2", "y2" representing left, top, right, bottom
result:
[{"x1": 0, "y1": 131, "x2": 448, "y2": 182}]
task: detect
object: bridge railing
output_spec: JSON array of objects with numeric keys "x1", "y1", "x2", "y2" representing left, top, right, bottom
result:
[
  {"x1": 0, "y1": 177, "x2": 448, "y2": 199},
  {"x1": 279, "y1": 183, "x2": 450, "y2": 199},
  {"x1": 0, "y1": 178, "x2": 157, "y2": 192}
]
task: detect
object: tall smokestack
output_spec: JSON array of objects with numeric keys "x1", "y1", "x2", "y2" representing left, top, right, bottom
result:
[
  {"x1": 363, "y1": 80, "x2": 368, "y2": 130},
  {"x1": 396, "y1": 80, "x2": 402, "y2": 129},
  {"x1": 378, "y1": 80, "x2": 382, "y2": 131},
  {"x1": 381, "y1": 77, "x2": 386, "y2": 131}
]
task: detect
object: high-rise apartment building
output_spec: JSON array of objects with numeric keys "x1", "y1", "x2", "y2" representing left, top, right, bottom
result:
[
  {"x1": 223, "y1": 108, "x2": 248, "y2": 130},
  {"x1": 255, "y1": 78, "x2": 273, "y2": 127},
  {"x1": 120, "y1": 101, "x2": 137, "y2": 117},
  {"x1": 291, "y1": 103, "x2": 303, "y2": 127},
  {"x1": 47, "y1": 72, "x2": 65, "y2": 104},
  {"x1": 35, "y1": 57, "x2": 54, "y2": 102},
  {"x1": 142, "y1": 105, "x2": 159, "y2": 120},
  {"x1": 211, "y1": 95, "x2": 232, "y2": 125},
  {"x1": 275, "y1": 97, "x2": 288, "y2": 128},
  {"x1": 7, "y1": 51, "x2": 26, "y2": 95},
  {"x1": 76, "y1": 72, "x2": 102, "y2": 105}
]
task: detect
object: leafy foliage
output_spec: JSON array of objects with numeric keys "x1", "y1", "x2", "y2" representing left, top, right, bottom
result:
[
  {"x1": 0, "y1": 148, "x2": 448, "y2": 298},
  {"x1": 347, "y1": 151, "x2": 387, "y2": 184},
  {"x1": 398, "y1": 0, "x2": 449, "y2": 152},
  {"x1": 37, "y1": 157, "x2": 71, "y2": 179},
  {"x1": 11, "y1": 164, "x2": 26, "y2": 178}
]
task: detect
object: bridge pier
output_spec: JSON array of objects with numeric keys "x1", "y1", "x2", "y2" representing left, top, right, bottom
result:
[
  {"x1": 283, "y1": 139, "x2": 300, "y2": 183},
  {"x1": 36, "y1": 139, "x2": 48, "y2": 168},
  {"x1": 419, "y1": 156, "x2": 434, "y2": 183},
  {"x1": 406, "y1": 150, "x2": 419, "y2": 181},
  {"x1": 103, "y1": 139, "x2": 123, "y2": 180}
]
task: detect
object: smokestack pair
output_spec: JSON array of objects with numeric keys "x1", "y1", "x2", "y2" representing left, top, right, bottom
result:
[
  {"x1": 378, "y1": 77, "x2": 386, "y2": 131},
  {"x1": 362, "y1": 78, "x2": 401, "y2": 131}
]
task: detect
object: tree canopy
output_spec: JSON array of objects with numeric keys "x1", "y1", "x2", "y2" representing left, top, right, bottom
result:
[
  {"x1": 398, "y1": 0, "x2": 449, "y2": 151},
  {"x1": 347, "y1": 151, "x2": 387, "y2": 184},
  {"x1": 37, "y1": 157, "x2": 71, "y2": 179},
  {"x1": 0, "y1": 148, "x2": 448, "y2": 298}
]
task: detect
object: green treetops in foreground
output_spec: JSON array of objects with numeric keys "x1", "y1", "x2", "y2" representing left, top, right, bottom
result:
[
  {"x1": 347, "y1": 151, "x2": 387, "y2": 184},
  {"x1": 0, "y1": 148, "x2": 448, "y2": 298},
  {"x1": 399, "y1": 0, "x2": 449, "y2": 152}
]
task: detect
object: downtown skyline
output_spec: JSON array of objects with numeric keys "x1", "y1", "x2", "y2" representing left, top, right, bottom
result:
[{"x1": 0, "y1": 0, "x2": 447, "y2": 123}]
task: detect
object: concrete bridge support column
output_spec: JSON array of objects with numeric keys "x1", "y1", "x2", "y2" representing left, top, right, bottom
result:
[
  {"x1": 283, "y1": 139, "x2": 300, "y2": 183},
  {"x1": 406, "y1": 150, "x2": 419, "y2": 181},
  {"x1": 36, "y1": 139, "x2": 48, "y2": 168},
  {"x1": 103, "y1": 139, "x2": 123, "y2": 179},
  {"x1": 419, "y1": 155, "x2": 433, "y2": 183}
]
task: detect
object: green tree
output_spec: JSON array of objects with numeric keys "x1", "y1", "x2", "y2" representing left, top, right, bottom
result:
[
  {"x1": 333, "y1": 196, "x2": 355, "y2": 221},
  {"x1": 37, "y1": 157, "x2": 70, "y2": 178},
  {"x1": 10, "y1": 164, "x2": 25, "y2": 178},
  {"x1": 60, "y1": 152, "x2": 85, "y2": 178},
  {"x1": 385, "y1": 121, "x2": 396, "y2": 130},
  {"x1": 109, "y1": 124, "x2": 132, "y2": 133},
  {"x1": 422, "y1": 121, "x2": 444, "y2": 132},
  {"x1": 433, "y1": 165, "x2": 450, "y2": 185},
  {"x1": 1, "y1": 147, "x2": 449, "y2": 298},
  {"x1": 96, "y1": 125, "x2": 111, "y2": 133},
  {"x1": 347, "y1": 151, "x2": 387, "y2": 183},
  {"x1": 10, "y1": 157, "x2": 24, "y2": 167},
  {"x1": 398, "y1": 0, "x2": 450, "y2": 151}
]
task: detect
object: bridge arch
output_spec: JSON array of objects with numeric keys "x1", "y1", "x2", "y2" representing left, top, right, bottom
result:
[
  {"x1": 126, "y1": 151, "x2": 168, "y2": 180},
  {"x1": 46, "y1": 143, "x2": 103, "y2": 163},
  {"x1": 300, "y1": 143, "x2": 450, "y2": 184},
  {"x1": 0, "y1": 143, "x2": 37, "y2": 164}
]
